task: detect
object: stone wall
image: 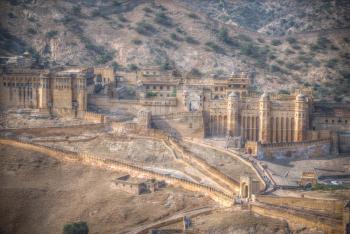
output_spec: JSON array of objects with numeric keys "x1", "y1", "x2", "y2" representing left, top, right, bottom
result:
[
  {"x1": 152, "y1": 112, "x2": 204, "y2": 138},
  {"x1": 251, "y1": 203, "x2": 343, "y2": 234},
  {"x1": 88, "y1": 95, "x2": 141, "y2": 115},
  {"x1": 0, "y1": 138, "x2": 234, "y2": 207},
  {"x1": 255, "y1": 195, "x2": 344, "y2": 219},
  {"x1": 339, "y1": 132, "x2": 350, "y2": 153},
  {"x1": 2, "y1": 124, "x2": 106, "y2": 137},
  {"x1": 80, "y1": 111, "x2": 106, "y2": 123},
  {"x1": 256, "y1": 139, "x2": 331, "y2": 159}
]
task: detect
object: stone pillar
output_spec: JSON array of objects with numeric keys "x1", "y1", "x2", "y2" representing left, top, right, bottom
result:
[
  {"x1": 259, "y1": 93, "x2": 271, "y2": 144},
  {"x1": 227, "y1": 92, "x2": 240, "y2": 137},
  {"x1": 294, "y1": 94, "x2": 307, "y2": 142},
  {"x1": 331, "y1": 132, "x2": 339, "y2": 156},
  {"x1": 344, "y1": 202, "x2": 350, "y2": 234}
]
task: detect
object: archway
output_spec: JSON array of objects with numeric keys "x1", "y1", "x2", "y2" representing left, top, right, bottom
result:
[{"x1": 242, "y1": 184, "x2": 249, "y2": 198}]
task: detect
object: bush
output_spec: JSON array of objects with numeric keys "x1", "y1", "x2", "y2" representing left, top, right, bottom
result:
[
  {"x1": 143, "y1": 7, "x2": 153, "y2": 13},
  {"x1": 135, "y1": 22, "x2": 156, "y2": 36},
  {"x1": 112, "y1": 61, "x2": 120, "y2": 71},
  {"x1": 185, "y1": 36, "x2": 199, "y2": 45},
  {"x1": 285, "y1": 49, "x2": 295, "y2": 55},
  {"x1": 132, "y1": 39, "x2": 142, "y2": 45},
  {"x1": 317, "y1": 36, "x2": 331, "y2": 48},
  {"x1": 278, "y1": 89, "x2": 290, "y2": 94},
  {"x1": 325, "y1": 58, "x2": 338, "y2": 68},
  {"x1": 154, "y1": 12, "x2": 173, "y2": 27},
  {"x1": 257, "y1": 38, "x2": 265, "y2": 43},
  {"x1": 118, "y1": 14, "x2": 128, "y2": 22},
  {"x1": 190, "y1": 68, "x2": 202, "y2": 77},
  {"x1": 27, "y1": 28, "x2": 37, "y2": 35},
  {"x1": 276, "y1": 59, "x2": 284, "y2": 65},
  {"x1": 271, "y1": 39, "x2": 282, "y2": 46},
  {"x1": 312, "y1": 183, "x2": 350, "y2": 191},
  {"x1": 237, "y1": 34, "x2": 252, "y2": 42},
  {"x1": 146, "y1": 91, "x2": 157, "y2": 97},
  {"x1": 8, "y1": 12, "x2": 16, "y2": 18},
  {"x1": 160, "y1": 39, "x2": 177, "y2": 49},
  {"x1": 72, "y1": 6, "x2": 81, "y2": 16},
  {"x1": 286, "y1": 37, "x2": 297, "y2": 44},
  {"x1": 170, "y1": 33, "x2": 182, "y2": 41},
  {"x1": 286, "y1": 62, "x2": 301, "y2": 70},
  {"x1": 187, "y1": 13, "x2": 200, "y2": 19},
  {"x1": 205, "y1": 41, "x2": 225, "y2": 54},
  {"x1": 271, "y1": 64, "x2": 282, "y2": 73},
  {"x1": 215, "y1": 28, "x2": 239, "y2": 47},
  {"x1": 176, "y1": 27, "x2": 186, "y2": 35},
  {"x1": 160, "y1": 61, "x2": 172, "y2": 70},
  {"x1": 46, "y1": 30, "x2": 58, "y2": 38},
  {"x1": 291, "y1": 44, "x2": 301, "y2": 50},
  {"x1": 63, "y1": 222, "x2": 89, "y2": 234},
  {"x1": 128, "y1": 63, "x2": 138, "y2": 71}
]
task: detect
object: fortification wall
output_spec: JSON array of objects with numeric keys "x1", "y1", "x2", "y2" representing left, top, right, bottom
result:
[
  {"x1": 339, "y1": 132, "x2": 350, "y2": 153},
  {"x1": 80, "y1": 111, "x2": 106, "y2": 124},
  {"x1": 251, "y1": 203, "x2": 343, "y2": 234},
  {"x1": 2, "y1": 124, "x2": 106, "y2": 137},
  {"x1": 184, "y1": 139, "x2": 267, "y2": 191},
  {"x1": 258, "y1": 139, "x2": 331, "y2": 159},
  {"x1": 152, "y1": 112, "x2": 204, "y2": 138},
  {"x1": 167, "y1": 138, "x2": 239, "y2": 194},
  {"x1": 88, "y1": 95, "x2": 141, "y2": 115},
  {"x1": 255, "y1": 195, "x2": 344, "y2": 219},
  {"x1": 0, "y1": 138, "x2": 234, "y2": 207}
]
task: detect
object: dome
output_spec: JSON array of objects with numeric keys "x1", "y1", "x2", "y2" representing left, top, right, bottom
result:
[
  {"x1": 228, "y1": 92, "x2": 239, "y2": 100},
  {"x1": 260, "y1": 92, "x2": 269, "y2": 101},
  {"x1": 296, "y1": 93, "x2": 305, "y2": 101}
]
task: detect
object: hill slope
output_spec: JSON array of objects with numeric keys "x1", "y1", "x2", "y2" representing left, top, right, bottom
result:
[{"x1": 0, "y1": 0, "x2": 349, "y2": 100}]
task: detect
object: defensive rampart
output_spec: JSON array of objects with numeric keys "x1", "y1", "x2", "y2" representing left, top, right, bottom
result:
[
  {"x1": 256, "y1": 139, "x2": 331, "y2": 159},
  {"x1": 0, "y1": 138, "x2": 234, "y2": 207},
  {"x1": 80, "y1": 111, "x2": 106, "y2": 123},
  {"x1": 255, "y1": 195, "x2": 344, "y2": 219},
  {"x1": 167, "y1": 138, "x2": 239, "y2": 193},
  {"x1": 1, "y1": 123, "x2": 106, "y2": 137},
  {"x1": 250, "y1": 202, "x2": 343, "y2": 234},
  {"x1": 183, "y1": 139, "x2": 267, "y2": 191}
]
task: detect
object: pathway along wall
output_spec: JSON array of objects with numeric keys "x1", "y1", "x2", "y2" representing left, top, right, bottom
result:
[
  {"x1": 251, "y1": 202, "x2": 343, "y2": 234},
  {"x1": 0, "y1": 138, "x2": 234, "y2": 207}
]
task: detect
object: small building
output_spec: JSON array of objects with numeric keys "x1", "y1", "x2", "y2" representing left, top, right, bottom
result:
[
  {"x1": 114, "y1": 175, "x2": 166, "y2": 195},
  {"x1": 299, "y1": 171, "x2": 318, "y2": 187}
]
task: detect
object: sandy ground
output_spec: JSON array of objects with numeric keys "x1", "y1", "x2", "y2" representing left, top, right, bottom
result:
[
  {"x1": 0, "y1": 144, "x2": 214, "y2": 234},
  {"x1": 160, "y1": 207, "x2": 292, "y2": 234}
]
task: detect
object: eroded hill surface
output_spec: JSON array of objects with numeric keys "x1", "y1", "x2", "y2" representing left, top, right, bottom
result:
[{"x1": 0, "y1": 0, "x2": 349, "y2": 100}]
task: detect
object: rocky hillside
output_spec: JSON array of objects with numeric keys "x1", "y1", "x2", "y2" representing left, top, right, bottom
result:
[{"x1": 0, "y1": 0, "x2": 349, "y2": 101}]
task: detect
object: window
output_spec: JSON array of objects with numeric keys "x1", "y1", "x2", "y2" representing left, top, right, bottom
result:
[
  {"x1": 332, "y1": 120, "x2": 334, "y2": 124},
  {"x1": 345, "y1": 120, "x2": 348, "y2": 124},
  {"x1": 160, "y1": 86, "x2": 163, "y2": 90},
  {"x1": 215, "y1": 87, "x2": 218, "y2": 91},
  {"x1": 325, "y1": 119, "x2": 328, "y2": 123},
  {"x1": 146, "y1": 85, "x2": 150, "y2": 89},
  {"x1": 220, "y1": 87, "x2": 223, "y2": 91}
]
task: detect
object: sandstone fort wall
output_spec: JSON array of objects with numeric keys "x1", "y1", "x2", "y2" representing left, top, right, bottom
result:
[
  {"x1": 0, "y1": 138, "x2": 234, "y2": 207},
  {"x1": 255, "y1": 195, "x2": 344, "y2": 218},
  {"x1": 251, "y1": 203, "x2": 343, "y2": 234}
]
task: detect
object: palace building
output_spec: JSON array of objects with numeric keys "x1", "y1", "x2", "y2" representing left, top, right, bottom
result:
[{"x1": 0, "y1": 53, "x2": 87, "y2": 117}]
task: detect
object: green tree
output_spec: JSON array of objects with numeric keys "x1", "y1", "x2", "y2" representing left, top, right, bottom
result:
[{"x1": 63, "y1": 222, "x2": 89, "y2": 234}]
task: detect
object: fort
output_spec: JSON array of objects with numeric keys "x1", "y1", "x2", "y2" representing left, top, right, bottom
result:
[{"x1": 0, "y1": 53, "x2": 349, "y2": 233}]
